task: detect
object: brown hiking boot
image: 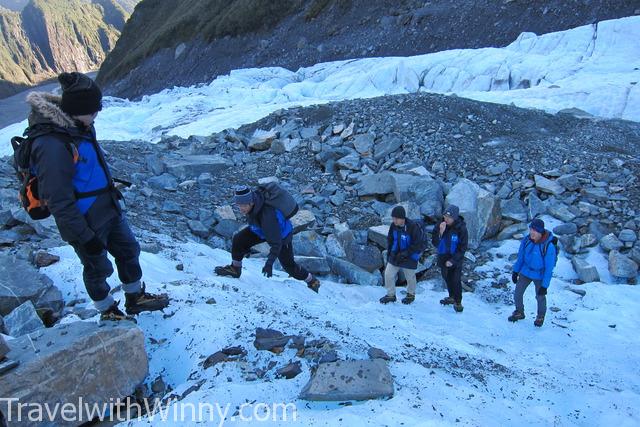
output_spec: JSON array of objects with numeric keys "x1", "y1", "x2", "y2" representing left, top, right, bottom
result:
[
  {"x1": 307, "y1": 277, "x2": 321, "y2": 293},
  {"x1": 100, "y1": 302, "x2": 136, "y2": 322},
  {"x1": 379, "y1": 295, "x2": 397, "y2": 304},
  {"x1": 214, "y1": 264, "x2": 241, "y2": 278},
  {"x1": 453, "y1": 302, "x2": 464, "y2": 313},
  {"x1": 534, "y1": 316, "x2": 545, "y2": 327},
  {"x1": 508, "y1": 310, "x2": 525, "y2": 322},
  {"x1": 402, "y1": 294, "x2": 415, "y2": 305},
  {"x1": 440, "y1": 296, "x2": 455, "y2": 305},
  {"x1": 125, "y1": 283, "x2": 169, "y2": 315}
]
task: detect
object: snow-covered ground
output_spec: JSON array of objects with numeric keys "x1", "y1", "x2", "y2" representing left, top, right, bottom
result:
[
  {"x1": 39, "y1": 222, "x2": 640, "y2": 426},
  {"x1": 2, "y1": 16, "x2": 639, "y2": 157}
]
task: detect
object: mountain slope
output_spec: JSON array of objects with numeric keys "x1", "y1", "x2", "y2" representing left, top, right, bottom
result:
[
  {"x1": 97, "y1": 0, "x2": 640, "y2": 99},
  {"x1": 0, "y1": 0, "x2": 135, "y2": 98}
]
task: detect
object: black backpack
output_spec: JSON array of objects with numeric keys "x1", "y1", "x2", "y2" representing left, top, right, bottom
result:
[
  {"x1": 257, "y1": 182, "x2": 299, "y2": 219},
  {"x1": 11, "y1": 127, "x2": 78, "y2": 220},
  {"x1": 542, "y1": 236, "x2": 560, "y2": 267},
  {"x1": 412, "y1": 219, "x2": 430, "y2": 253}
]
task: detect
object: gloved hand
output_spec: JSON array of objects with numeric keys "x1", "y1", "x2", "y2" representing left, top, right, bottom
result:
[
  {"x1": 511, "y1": 272, "x2": 519, "y2": 284},
  {"x1": 537, "y1": 286, "x2": 548, "y2": 296},
  {"x1": 396, "y1": 250, "x2": 409, "y2": 262},
  {"x1": 84, "y1": 235, "x2": 104, "y2": 255},
  {"x1": 262, "y1": 261, "x2": 274, "y2": 278}
]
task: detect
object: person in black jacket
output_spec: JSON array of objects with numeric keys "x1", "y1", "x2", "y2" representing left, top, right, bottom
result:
[
  {"x1": 26, "y1": 72, "x2": 168, "y2": 321},
  {"x1": 215, "y1": 186, "x2": 320, "y2": 293},
  {"x1": 379, "y1": 206, "x2": 423, "y2": 305},
  {"x1": 431, "y1": 205, "x2": 468, "y2": 312}
]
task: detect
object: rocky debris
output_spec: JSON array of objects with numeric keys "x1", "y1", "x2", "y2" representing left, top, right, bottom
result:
[
  {"x1": 368, "y1": 347, "x2": 391, "y2": 361},
  {"x1": 619, "y1": 229, "x2": 637, "y2": 248},
  {"x1": 535, "y1": 175, "x2": 565, "y2": 196},
  {"x1": 276, "y1": 361, "x2": 302, "y2": 379},
  {"x1": 299, "y1": 359, "x2": 394, "y2": 401},
  {"x1": 33, "y1": 251, "x2": 60, "y2": 268},
  {"x1": 571, "y1": 258, "x2": 600, "y2": 283},
  {"x1": 553, "y1": 223, "x2": 578, "y2": 235},
  {"x1": 166, "y1": 155, "x2": 232, "y2": 178},
  {"x1": 608, "y1": 251, "x2": 638, "y2": 283},
  {"x1": 0, "y1": 321, "x2": 148, "y2": 426},
  {"x1": 3, "y1": 301, "x2": 44, "y2": 337},
  {"x1": 249, "y1": 128, "x2": 277, "y2": 151},
  {"x1": 291, "y1": 210, "x2": 316, "y2": 233},
  {"x1": 445, "y1": 178, "x2": 501, "y2": 249},
  {"x1": 203, "y1": 346, "x2": 247, "y2": 369},
  {"x1": 600, "y1": 234, "x2": 624, "y2": 252},
  {"x1": 254, "y1": 328, "x2": 290, "y2": 353},
  {"x1": 0, "y1": 257, "x2": 63, "y2": 319},
  {"x1": 326, "y1": 256, "x2": 382, "y2": 287}
]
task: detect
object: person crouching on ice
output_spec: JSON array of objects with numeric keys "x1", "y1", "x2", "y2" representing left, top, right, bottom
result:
[{"x1": 214, "y1": 186, "x2": 320, "y2": 293}]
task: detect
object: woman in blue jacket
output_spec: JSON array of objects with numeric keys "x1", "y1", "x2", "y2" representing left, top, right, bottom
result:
[{"x1": 510, "y1": 218, "x2": 557, "y2": 327}]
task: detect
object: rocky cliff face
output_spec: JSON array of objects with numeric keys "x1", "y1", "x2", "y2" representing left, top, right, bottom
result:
[
  {"x1": 0, "y1": 0, "x2": 137, "y2": 99},
  {"x1": 97, "y1": 0, "x2": 640, "y2": 99}
]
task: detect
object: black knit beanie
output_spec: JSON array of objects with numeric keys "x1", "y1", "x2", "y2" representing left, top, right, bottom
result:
[
  {"x1": 58, "y1": 72, "x2": 103, "y2": 116},
  {"x1": 391, "y1": 205, "x2": 406, "y2": 219}
]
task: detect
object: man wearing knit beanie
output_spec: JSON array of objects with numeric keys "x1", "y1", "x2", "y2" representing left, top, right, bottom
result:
[
  {"x1": 215, "y1": 184, "x2": 321, "y2": 293},
  {"x1": 431, "y1": 204, "x2": 468, "y2": 313},
  {"x1": 509, "y1": 218, "x2": 557, "y2": 327},
  {"x1": 22, "y1": 72, "x2": 169, "y2": 320},
  {"x1": 380, "y1": 205, "x2": 425, "y2": 305}
]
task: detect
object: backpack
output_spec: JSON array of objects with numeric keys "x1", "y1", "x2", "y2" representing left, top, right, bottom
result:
[
  {"x1": 411, "y1": 219, "x2": 430, "y2": 253},
  {"x1": 257, "y1": 182, "x2": 299, "y2": 219},
  {"x1": 542, "y1": 236, "x2": 560, "y2": 267},
  {"x1": 10, "y1": 126, "x2": 120, "y2": 220},
  {"x1": 11, "y1": 127, "x2": 79, "y2": 220},
  {"x1": 524, "y1": 235, "x2": 560, "y2": 267}
]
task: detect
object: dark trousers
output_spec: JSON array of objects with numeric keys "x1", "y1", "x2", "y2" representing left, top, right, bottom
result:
[
  {"x1": 440, "y1": 263, "x2": 463, "y2": 303},
  {"x1": 514, "y1": 274, "x2": 546, "y2": 317},
  {"x1": 231, "y1": 227, "x2": 309, "y2": 281},
  {"x1": 70, "y1": 215, "x2": 141, "y2": 303}
]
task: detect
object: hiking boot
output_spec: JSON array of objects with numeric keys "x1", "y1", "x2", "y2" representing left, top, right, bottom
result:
[
  {"x1": 440, "y1": 296, "x2": 455, "y2": 305},
  {"x1": 508, "y1": 310, "x2": 525, "y2": 322},
  {"x1": 453, "y1": 302, "x2": 464, "y2": 313},
  {"x1": 401, "y1": 294, "x2": 415, "y2": 305},
  {"x1": 100, "y1": 302, "x2": 136, "y2": 322},
  {"x1": 214, "y1": 264, "x2": 241, "y2": 278},
  {"x1": 307, "y1": 277, "x2": 321, "y2": 293},
  {"x1": 379, "y1": 295, "x2": 397, "y2": 304},
  {"x1": 125, "y1": 283, "x2": 169, "y2": 315},
  {"x1": 534, "y1": 316, "x2": 545, "y2": 327}
]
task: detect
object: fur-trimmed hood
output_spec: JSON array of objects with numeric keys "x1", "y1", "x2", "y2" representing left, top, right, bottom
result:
[{"x1": 26, "y1": 92, "x2": 75, "y2": 129}]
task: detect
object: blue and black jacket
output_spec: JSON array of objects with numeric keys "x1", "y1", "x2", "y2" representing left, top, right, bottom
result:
[
  {"x1": 513, "y1": 231, "x2": 556, "y2": 289},
  {"x1": 26, "y1": 92, "x2": 121, "y2": 245},
  {"x1": 386, "y1": 219, "x2": 423, "y2": 269},
  {"x1": 431, "y1": 216, "x2": 468, "y2": 268},
  {"x1": 247, "y1": 191, "x2": 293, "y2": 264}
]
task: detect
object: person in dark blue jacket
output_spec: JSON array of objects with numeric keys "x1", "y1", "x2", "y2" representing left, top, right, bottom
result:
[
  {"x1": 509, "y1": 218, "x2": 556, "y2": 327},
  {"x1": 27, "y1": 73, "x2": 168, "y2": 321},
  {"x1": 215, "y1": 186, "x2": 320, "y2": 293},
  {"x1": 431, "y1": 205, "x2": 468, "y2": 313},
  {"x1": 379, "y1": 206, "x2": 423, "y2": 305}
]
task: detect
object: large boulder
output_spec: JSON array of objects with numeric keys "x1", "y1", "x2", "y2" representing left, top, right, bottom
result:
[
  {"x1": 166, "y1": 155, "x2": 232, "y2": 179},
  {"x1": 500, "y1": 198, "x2": 527, "y2": 223},
  {"x1": 534, "y1": 175, "x2": 565, "y2": 196},
  {"x1": 445, "y1": 179, "x2": 502, "y2": 248},
  {"x1": 608, "y1": 251, "x2": 638, "y2": 282},
  {"x1": 373, "y1": 134, "x2": 403, "y2": 161},
  {"x1": 293, "y1": 231, "x2": 327, "y2": 257},
  {"x1": 571, "y1": 258, "x2": 600, "y2": 283},
  {"x1": 368, "y1": 225, "x2": 390, "y2": 248},
  {"x1": 0, "y1": 257, "x2": 63, "y2": 318},
  {"x1": 294, "y1": 256, "x2": 331, "y2": 275},
  {"x1": 291, "y1": 210, "x2": 316, "y2": 233},
  {"x1": 0, "y1": 321, "x2": 148, "y2": 426},
  {"x1": 392, "y1": 174, "x2": 443, "y2": 219},
  {"x1": 299, "y1": 359, "x2": 394, "y2": 401},
  {"x1": 345, "y1": 244, "x2": 384, "y2": 273},
  {"x1": 3, "y1": 301, "x2": 44, "y2": 337},
  {"x1": 355, "y1": 172, "x2": 395, "y2": 197},
  {"x1": 326, "y1": 256, "x2": 382, "y2": 287}
]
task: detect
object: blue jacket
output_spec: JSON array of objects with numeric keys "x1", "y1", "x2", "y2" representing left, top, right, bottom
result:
[
  {"x1": 386, "y1": 219, "x2": 423, "y2": 269},
  {"x1": 513, "y1": 231, "x2": 557, "y2": 288},
  {"x1": 247, "y1": 191, "x2": 293, "y2": 264},
  {"x1": 431, "y1": 216, "x2": 468, "y2": 268},
  {"x1": 27, "y1": 92, "x2": 120, "y2": 245}
]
